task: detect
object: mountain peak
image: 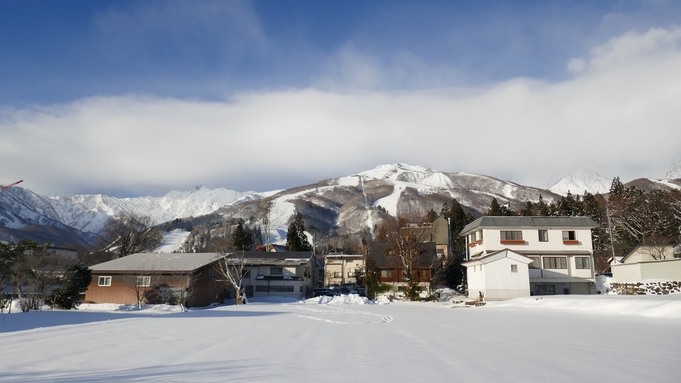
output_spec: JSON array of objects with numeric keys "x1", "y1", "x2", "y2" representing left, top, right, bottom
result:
[
  {"x1": 665, "y1": 159, "x2": 681, "y2": 180},
  {"x1": 549, "y1": 168, "x2": 610, "y2": 196}
]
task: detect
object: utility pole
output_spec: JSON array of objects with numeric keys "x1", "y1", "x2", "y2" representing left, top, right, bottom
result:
[{"x1": 1, "y1": 180, "x2": 23, "y2": 192}]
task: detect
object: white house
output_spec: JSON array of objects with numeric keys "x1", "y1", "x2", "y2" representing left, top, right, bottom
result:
[
  {"x1": 611, "y1": 244, "x2": 681, "y2": 283},
  {"x1": 462, "y1": 249, "x2": 533, "y2": 300},
  {"x1": 460, "y1": 216, "x2": 599, "y2": 297}
]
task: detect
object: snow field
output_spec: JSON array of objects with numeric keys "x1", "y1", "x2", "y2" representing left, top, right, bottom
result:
[{"x1": 1, "y1": 295, "x2": 680, "y2": 382}]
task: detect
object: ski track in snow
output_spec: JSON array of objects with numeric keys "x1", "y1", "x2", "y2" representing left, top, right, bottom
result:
[{"x1": 285, "y1": 303, "x2": 393, "y2": 325}]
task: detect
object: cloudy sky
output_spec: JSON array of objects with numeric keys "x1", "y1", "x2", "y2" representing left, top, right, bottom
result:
[{"x1": 1, "y1": 0, "x2": 680, "y2": 197}]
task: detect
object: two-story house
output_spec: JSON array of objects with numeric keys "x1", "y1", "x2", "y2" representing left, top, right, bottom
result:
[
  {"x1": 324, "y1": 254, "x2": 365, "y2": 287},
  {"x1": 236, "y1": 251, "x2": 319, "y2": 300},
  {"x1": 460, "y1": 216, "x2": 598, "y2": 299},
  {"x1": 369, "y1": 241, "x2": 438, "y2": 295}
]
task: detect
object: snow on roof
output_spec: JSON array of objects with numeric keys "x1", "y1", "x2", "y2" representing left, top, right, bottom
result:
[
  {"x1": 89, "y1": 252, "x2": 225, "y2": 273},
  {"x1": 460, "y1": 216, "x2": 599, "y2": 236}
]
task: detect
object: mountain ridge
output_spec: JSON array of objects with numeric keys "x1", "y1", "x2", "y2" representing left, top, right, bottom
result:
[{"x1": 2, "y1": 163, "x2": 679, "y2": 247}]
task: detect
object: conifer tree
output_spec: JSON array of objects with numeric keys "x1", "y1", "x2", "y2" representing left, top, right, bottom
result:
[
  {"x1": 285, "y1": 213, "x2": 312, "y2": 251},
  {"x1": 231, "y1": 220, "x2": 253, "y2": 251},
  {"x1": 486, "y1": 198, "x2": 504, "y2": 216}
]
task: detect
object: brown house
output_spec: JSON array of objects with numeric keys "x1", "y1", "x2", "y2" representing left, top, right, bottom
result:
[
  {"x1": 85, "y1": 252, "x2": 227, "y2": 308},
  {"x1": 369, "y1": 242, "x2": 438, "y2": 293}
]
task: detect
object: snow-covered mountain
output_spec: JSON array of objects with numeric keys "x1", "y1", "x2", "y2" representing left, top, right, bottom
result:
[
  {"x1": 7, "y1": 162, "x2": 678, "y2": 249},
  {"x1": 206, "y1": 163, "x2": 561, "y2": 247},
  {"x1": 47, "y1": 185, "x2": 258, "y2": 233},
  {"x1": 549, "y1": 168, "x2": 612, "y2": 196},
  {"x1": 666, "y1": 159, "x2": 681, "y2": 180},
  {"x1": 0, "y1": 185, "x2": 258, "y2": 245}
]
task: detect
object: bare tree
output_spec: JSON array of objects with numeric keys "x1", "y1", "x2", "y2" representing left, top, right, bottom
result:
[
  {"x1": 98, "y1": 210, "x2": 163, "y2": 258},
  {"x1": 214, "y1": 251, "x2": 248, "y2": 305},
  {"x1": 155, "y1": 270, "x2": 200, "y2": 311},
  {"x1": 259, "y1": 199, "x2": 274, "y2": 250},
  {"x1": 120, "y1": 268, "x2": 156, "y2": 310},
  {"x1": 641, "y1": 235, "x2": 674, "y2": 261}
]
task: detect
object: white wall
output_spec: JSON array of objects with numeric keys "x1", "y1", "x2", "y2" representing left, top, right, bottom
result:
[
  {"x1": 478, "y1": 228, "x2": 593, "y2": 253},
  {"x1": 612, "y1": 259, "x2": 681, "y2": 282}
]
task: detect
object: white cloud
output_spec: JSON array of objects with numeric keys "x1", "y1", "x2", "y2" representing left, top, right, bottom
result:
[{"x1": 2, "y1": 27, "x2": 681, "y2": 196}]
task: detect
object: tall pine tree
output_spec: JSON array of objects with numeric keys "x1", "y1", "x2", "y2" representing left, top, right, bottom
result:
[{"x1": 285, "y1": 213, "x2": 312, "y2": 251}]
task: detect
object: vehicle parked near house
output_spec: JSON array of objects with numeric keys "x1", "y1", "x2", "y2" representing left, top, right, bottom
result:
[{"x1": 312, "y1": 288, "x2": 339, "y2": 297}]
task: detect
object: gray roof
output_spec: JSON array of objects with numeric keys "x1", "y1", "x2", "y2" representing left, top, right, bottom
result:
[
  {"x1": 460, "y1": 216, "x2": 598, "y2": 236},
  {"x1": 90, "y1": 252, "x2": 225, "y2": 273}
]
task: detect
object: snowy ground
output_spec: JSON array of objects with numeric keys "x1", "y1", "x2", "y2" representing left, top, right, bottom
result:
[{"x1": 1, "y1": 295, "x2": 680, "y2": 382}]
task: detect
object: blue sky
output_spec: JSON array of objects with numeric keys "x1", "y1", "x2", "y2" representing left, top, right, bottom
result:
[{"x1": 1, "y1": 0, "x2": 680, "y2": 197}]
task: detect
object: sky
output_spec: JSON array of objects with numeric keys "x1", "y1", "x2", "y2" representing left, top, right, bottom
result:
[{"x1": 1, "y1": 0, "x2": 680, "y2": 197}]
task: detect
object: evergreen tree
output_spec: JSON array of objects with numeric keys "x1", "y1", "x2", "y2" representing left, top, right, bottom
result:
[
  {"x1": 356, "y1": 255, "x2": 381, "y2": 299},
  {"x1": 231, "y1": 220, "x2": 253, "y2": 251},
  {"x1": 486, "y1": 198, "x2": 515, "y2": 216},
  {"x1": 609, "y1": 176, "x2": 625, "y2": 198},
  {"x1": 536, "y1": 195, "x2": 550, "y2": 216},
  {"x1": 48, "y1": 265, "x2": 92, "y2": 310},
  {"x1": 424, "y1": 208, "x2": 438, "y2": 223},
  {"x1": 285, "y1": 213, "x2": 312, "y2": 251},
  {"x1": 519, "y1": 201, "x2": 535, "y2": 216},
  {"x1": 486, "y1": 198, "x2": 504, "y2": 216}
]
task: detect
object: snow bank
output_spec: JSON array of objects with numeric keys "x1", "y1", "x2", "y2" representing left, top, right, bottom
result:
[
  {"x1": 491, "y1": 294, "x2": 681, "y2": 318},
  {"x1": 301, "y1": 294, "x2": 371, "y2": 305},
  {"x1": 78, "y1": 303, "x2": 183, "y2": 313}
]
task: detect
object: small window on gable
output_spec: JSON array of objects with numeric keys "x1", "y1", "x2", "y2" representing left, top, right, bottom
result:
[
  {"x1": 98, "y1": 276, "x2": 112, "y2": 286},
  {"x1": 511, "y1": 264, "x2": 518, "y2": 273},
  {"x1": 538, "y1": 230, "x2": 548, "y2": 242}
]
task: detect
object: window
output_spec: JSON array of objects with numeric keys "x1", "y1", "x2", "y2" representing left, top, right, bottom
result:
[
  {"x1": 333, "y1": 272, "x2": 342, "y2": 278},
  {"x1": 501, "y1": 231, "x2": 523, "y2": 241},
  {"x1": 528, "y1": 257, "x2": 540, "y2": 269},
  {"x1": 538, "y1": 230, "x2": 548, "y2": 242},
  {"x1": 348, "y1": 271, "x2": 356, "y2": 278},
  {"x1": 543, "y1": 257, "x2": 567, "y2": 269},
  {"x1": 469, "y1": 232, "x2": 476, "y2": 242},
  {"x1": 98, "y1": 276, "x2": 112, "y2": 286},
  {"x1": 478, "y1": 231, "x2": 483, "y2": 241},
  {"x1": 575, "y1": 257, "x2": 590, "y2": 269},
  {"x1": 209, "y1": 268, "x2": 217, "y2": 280},
  {"x1": 562, "y1": 231, "x2": 576, "y2": 241},
  {"x1": 511, "y1": 264, "x2": 518, "y2": 273},
  {"x1": 421, "y1": 270, "x2": 428, "y2": 277},
  {"x1": 381, "y1": 270, "x2": 393, "y2": 278},
  {"x1": 255, "y1": 285, "x2": 294, "y2": 292},
  {"x1": 270, "y1": 267, "x2": 283, "y2": 276},
  {"x1": 137, "y1": 276, "x2": 151, "y2": 287},
  {"x1": 535, "y1": 284, "x2": 556, "y2": 295},
  {"x1": 242, "y1": 269, "x2": 251, "y2": 278}
]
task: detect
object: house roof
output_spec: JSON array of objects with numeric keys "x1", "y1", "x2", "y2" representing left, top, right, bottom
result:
[
  {"x1": 89, "y1": 252, "x2": 225, "y2": 273},
  {"x1": 460, "y1": 216, "x2": 599, "y2": 236},
  {"x1": 462, "y1": 248, "x2": 533, "y2": 266}
]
